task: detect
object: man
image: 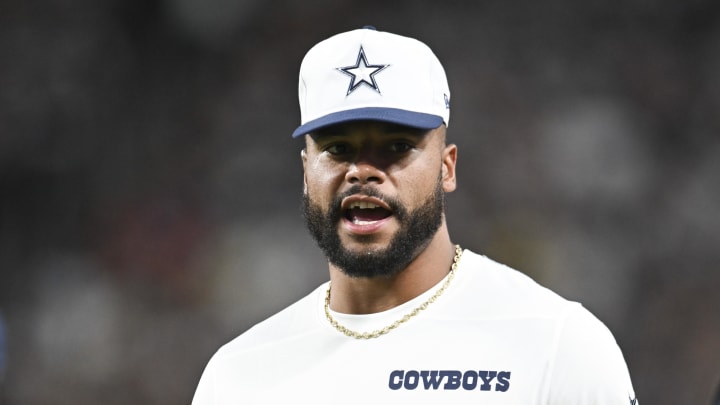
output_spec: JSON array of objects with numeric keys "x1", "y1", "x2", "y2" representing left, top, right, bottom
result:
[{"x1": 193, "y1": 26, "x2": 638, "y2": 404}]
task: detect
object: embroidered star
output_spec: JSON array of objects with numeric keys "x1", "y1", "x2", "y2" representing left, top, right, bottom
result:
[{"x1": 337, "y1": 46, "x2": 389, "y2": 96}]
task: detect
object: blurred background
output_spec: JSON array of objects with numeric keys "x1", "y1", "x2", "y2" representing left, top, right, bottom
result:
[{"x1": 1, "y1": 0, "x2": 719, "y2": 403}]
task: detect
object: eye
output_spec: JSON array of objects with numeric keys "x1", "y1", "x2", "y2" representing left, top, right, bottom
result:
[
  {"x1": 325, "y1": 143, "x2": 351, "y2": 155},
  {"x1": 389, "y1": 141, "x2": 414, "y2": 153}
]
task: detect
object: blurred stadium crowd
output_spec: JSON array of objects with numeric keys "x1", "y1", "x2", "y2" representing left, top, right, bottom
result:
[{"x1": 0, "y1": 0, "x2": 718, "y2": 404}]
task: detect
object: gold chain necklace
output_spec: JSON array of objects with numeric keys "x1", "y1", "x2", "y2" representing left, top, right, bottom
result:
[{"x1": 324, "y1": 245, "x2": 463, "y2": 339}]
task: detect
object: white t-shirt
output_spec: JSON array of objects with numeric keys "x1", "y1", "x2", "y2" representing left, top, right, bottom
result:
[{"x1": 193, "y1": 249, "x2": 638, "y2": 404}]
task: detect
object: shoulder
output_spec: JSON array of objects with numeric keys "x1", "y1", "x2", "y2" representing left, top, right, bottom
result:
[
  {"x1": 458, "y1": 250, "x2": 637, "y2": 401},
  {"x1": 192, "y1": 283, "x2": 328, "y2": 404},
  {"x1": 545, "y1": 303, "x2": 637, "y2": 402},
  {"x1": 214, "y1": 282, "x2": 327, "y2": 358},
  {"x1": 458, "y1": 250, "x2": 622, "y2": 347},
  {"x1": 453, "y1": 249, "x2": 574, "y2": 319}
]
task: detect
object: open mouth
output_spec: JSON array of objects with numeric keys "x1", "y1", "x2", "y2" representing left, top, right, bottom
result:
[{"x1": 343, "y1": 200, "x2": 392, "y2": 225}]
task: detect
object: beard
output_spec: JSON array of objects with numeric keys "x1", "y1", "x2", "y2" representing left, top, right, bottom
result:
[{"x1": 302, "y1": 176, "x2": 445, "y2": 278}]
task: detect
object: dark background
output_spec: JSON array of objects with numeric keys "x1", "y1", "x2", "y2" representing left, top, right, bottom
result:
[{"x1": 1, "y1": 0, "x2": 719, "y2": 403}]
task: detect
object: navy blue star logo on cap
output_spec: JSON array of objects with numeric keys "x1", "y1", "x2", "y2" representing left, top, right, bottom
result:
[{"x1": 337, "y1": 46, "x2": 389, "y2": 96}]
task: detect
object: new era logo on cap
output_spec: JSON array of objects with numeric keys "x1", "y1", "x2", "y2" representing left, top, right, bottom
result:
[{"x1": 292, "y1": 26, "x2": 450, "y2": 138}]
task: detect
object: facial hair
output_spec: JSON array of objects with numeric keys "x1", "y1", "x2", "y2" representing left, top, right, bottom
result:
[{"x1": 302, "y1": 176, "x2": 445, "y2": 278}]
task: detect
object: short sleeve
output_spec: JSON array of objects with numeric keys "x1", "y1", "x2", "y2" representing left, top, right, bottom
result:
[{"x1": 546, "y1": 304, "x2": 638, "y2": 404}]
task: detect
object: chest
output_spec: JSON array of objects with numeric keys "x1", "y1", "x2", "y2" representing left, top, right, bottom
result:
[{"x1": 215, "y1": 318, "x2": 558, "y2": 404}]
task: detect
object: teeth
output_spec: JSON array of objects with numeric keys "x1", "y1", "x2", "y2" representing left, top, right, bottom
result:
[{"x1": 349, "y1": 201, "x2": 380, "y2": 210}]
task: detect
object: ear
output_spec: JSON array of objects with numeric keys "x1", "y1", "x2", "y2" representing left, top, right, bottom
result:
[
  {"x1": 441, "y1": 143, "x2": 457, "y2": 193},
  {"x1": 301, "y1": 147, "x2": 308, "y2": 194}
]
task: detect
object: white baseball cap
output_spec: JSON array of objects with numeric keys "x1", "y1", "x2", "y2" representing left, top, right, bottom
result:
[{"x1": 292, "y1": 26, "x2": 450, "y2": 138}]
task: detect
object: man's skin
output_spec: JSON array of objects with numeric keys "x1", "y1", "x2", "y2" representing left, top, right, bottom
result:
[{"x1": 301, "y1": 120, "x2": 458, "y2": 315}]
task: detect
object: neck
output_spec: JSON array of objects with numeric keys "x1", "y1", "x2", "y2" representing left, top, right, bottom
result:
[{"x1": 327, "y1": 225, "x2": 456, "y2": 314}]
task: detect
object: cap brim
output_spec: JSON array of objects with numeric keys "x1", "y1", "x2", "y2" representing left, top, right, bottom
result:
[{"x1": 292, "y1": 107, "x2": 444, "y2": 138}]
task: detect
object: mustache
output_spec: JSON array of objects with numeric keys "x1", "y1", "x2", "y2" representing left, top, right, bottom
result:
[{"x1": 330, "y1": 185, "x2": 406, "y2": 219}]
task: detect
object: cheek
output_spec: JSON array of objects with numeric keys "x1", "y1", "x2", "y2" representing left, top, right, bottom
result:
[
  {"x1": 396, "y1": 166, "x2": 440, "y2": 206},
  {"x1": 407, "y1": 160, "x2": 442, "y2": 186},
  {"x1": 304, "y1": 161, "x2": 344, "y2": 201}
]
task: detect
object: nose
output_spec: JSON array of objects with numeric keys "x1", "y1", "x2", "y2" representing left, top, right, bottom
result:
[{"x1": 345, "y1": 159, "x2": 386, "y2": 185}]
